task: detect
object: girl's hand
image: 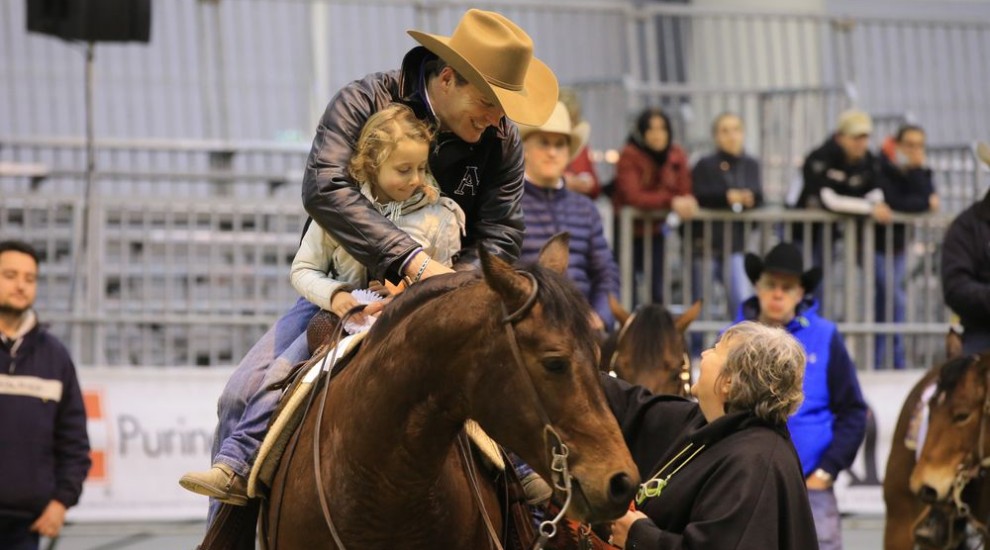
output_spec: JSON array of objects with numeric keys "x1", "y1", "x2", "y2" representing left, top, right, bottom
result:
[{"x1": 330, "y1": 291, "x2": 360, "y2": 319}]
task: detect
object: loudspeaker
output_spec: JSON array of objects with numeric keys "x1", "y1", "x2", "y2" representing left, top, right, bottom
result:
[{"x1": 27, "y1": 0, "x2": 151, "y2": 43}]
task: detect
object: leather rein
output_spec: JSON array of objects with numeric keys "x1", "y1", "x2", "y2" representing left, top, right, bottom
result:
[{"x1": 308, "y1": 271, "x2": 574, "y2": 550}]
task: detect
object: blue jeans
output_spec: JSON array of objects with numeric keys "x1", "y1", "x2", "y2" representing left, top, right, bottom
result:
[
  {"x1": 808, "y1": 488, "x2": 842, "y2": 550},
  {"x1": 874, "y1": 252, "x2": 906, "y2": 369},
  {"x1": 0, "y1": 518, "x2": 39, "y2": 550},
  {"x1": 211, "y1": 297, "x2": 319, "y2": 477}
]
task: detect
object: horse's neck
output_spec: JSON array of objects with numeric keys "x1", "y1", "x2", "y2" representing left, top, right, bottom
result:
[{"x1": 329, "y1": 295, "x2": 492, "y2": 498}]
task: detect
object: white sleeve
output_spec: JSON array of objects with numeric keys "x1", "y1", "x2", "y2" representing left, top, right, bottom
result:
[
  {"x1": 819, "y1": 187, "x2": 885, "y2": 215},
  {"x1": 289, "y1": 222, "x2": 353, "y2": 311}
]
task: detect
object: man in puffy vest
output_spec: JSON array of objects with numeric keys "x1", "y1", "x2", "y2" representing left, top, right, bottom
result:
[
  {"x1": 0, "y1": 240, "x2": 91, "y2": 549},
  {"x1": 734, "y1": 242, "x2": 866, "y2": 550}
]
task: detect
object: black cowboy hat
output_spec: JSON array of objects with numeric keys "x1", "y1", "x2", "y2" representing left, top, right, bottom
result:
[{"x1": 744, "y1": 243, "x2": 823, "y2": 293}]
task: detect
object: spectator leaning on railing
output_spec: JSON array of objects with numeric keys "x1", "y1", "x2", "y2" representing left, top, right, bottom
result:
[
  {"x1": 793, "y1": 109, "x2": 892, "y2": 305},
  {"x1": 689, "y1": 112, "x2": 763, "y2": 321},
  {"x1": 612, "y1": 107, "x2": 697, "y2": 305},
  {"x1": 874, "y1": 124, "x2": 938, "y2": 369}
]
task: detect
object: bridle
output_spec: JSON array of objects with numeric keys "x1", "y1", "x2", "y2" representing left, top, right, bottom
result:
[
  {"x1": 607, "y1": 308, "x2": 692, "y2": 398},
  {"x1": 305, "y1": 271, "x2": 574, "y2": 550},
  {"x1": 498, "y1": 271, "x2": 575, "y2": 550}
]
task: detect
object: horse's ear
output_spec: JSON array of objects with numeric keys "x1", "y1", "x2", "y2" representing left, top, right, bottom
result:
[
  {"x1": 480, "y1": 245, "x2": 530, "y2": 305},
  {"x1": 609, "y1": 294, "x2": 630, "y2": 326},
  {"x1": 947, "y1": 327, "x2": 964, "y2": 360},
  {"x1": 537, "y1": 233, "x2": 570, "y2": 275},
  {"x1": 675, "y1": 300, "x2": 702, "y2": 333}
]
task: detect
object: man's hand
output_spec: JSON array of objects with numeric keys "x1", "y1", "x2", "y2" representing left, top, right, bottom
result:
[
  {"x1": 806, "y1": 474, "x2": 833, "y2": 491},
  {"x1": 30, "y1": 500, "x2": 66, "y2": 539},
  {"x1": 929, "y1": 194, "x2": 940, "y2": 212},
  {"x1": 872, "y1": 202, "x2": 893, "y2": 224},
  {"x1": 726, "y1": 189, "x2": 755, "y2": 210},
  {"x1": 404, "y1": 251, "x2": 454, "y2": 283}
]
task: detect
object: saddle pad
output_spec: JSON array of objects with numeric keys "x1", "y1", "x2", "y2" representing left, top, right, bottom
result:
[{"x1": 248, "y1": 332, "x2": 366, "y2": 498}]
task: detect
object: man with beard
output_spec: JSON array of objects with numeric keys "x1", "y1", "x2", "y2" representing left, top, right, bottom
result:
[{"x1": 0, "y1": 240, "x2": 90, "y2": 549}]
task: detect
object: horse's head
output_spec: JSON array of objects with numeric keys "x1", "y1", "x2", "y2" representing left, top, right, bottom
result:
[
  {"x1": 602, "y1": 296, "x2": 700, "y2": 396},
  {"x1": 910, "y1": 354, "x2": 990, "y2": 502},
  {"x1": 472, "y1": 234, "x2": 639, "y2": 523}
]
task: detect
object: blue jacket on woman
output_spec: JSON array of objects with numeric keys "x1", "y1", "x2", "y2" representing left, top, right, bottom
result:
[
  {"x1": 518, "y1": 178, "x2": 619, "y2": 328},
  {"x1": 736, "y1": 297, "x2": 867, "y2": 478}
]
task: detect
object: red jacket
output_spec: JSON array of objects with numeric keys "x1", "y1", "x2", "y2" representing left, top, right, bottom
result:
[
  {"x1": 565, "y1": 145, "x2": 602, "y2": 199},
  {"x1": 612, "y1": 143, "x2": 692, "y2": 234}
]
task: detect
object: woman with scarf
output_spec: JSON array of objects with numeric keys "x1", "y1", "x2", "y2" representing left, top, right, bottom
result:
[{"x1": 612, "y1": 107, "x2": 696, "y2": 305}]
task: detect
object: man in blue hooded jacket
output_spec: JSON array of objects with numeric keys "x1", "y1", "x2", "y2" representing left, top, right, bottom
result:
[{"x1": 733, "y1": 242, "x2": 866, "y2": 550}]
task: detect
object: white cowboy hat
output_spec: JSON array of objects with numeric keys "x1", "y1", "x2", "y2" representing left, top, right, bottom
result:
[
  {"x1": 407, "y1": 9, "x2": 558, "y2": 127},
  {"x1": 516, "y1": 101, "x2": 590, "y2": 163}
]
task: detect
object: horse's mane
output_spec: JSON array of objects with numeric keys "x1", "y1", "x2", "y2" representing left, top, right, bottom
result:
[
  {"x1": 364, "y1": 263, "x2": 598, "y2": 361},
  {"x1": 366, "y1": 270, "x2": 482, "y2": 342},
  {"x1": 937, "y1": 354, "x2": 981, "y2": 396}
]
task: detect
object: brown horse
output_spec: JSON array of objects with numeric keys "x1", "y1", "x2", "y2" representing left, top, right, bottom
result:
[
  {"x1": 261, "y1": 236, "x2": 640, "y2": 549},
  {"x1": 883, "y1": 330, "x2": 965, "y2": 550},
  {"x1": 601, "y1": 296, "x2": 701, "y2": 396}
]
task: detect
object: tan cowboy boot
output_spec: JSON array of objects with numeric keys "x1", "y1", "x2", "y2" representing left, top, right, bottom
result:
[{"x1": 179, "y1": 464, "x2": 249, "y2": 506}]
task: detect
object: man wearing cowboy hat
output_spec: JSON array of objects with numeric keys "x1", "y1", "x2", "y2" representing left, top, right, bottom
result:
[
  {"x1": 733, "y1": 242, "x2": 866, "y2": 550},
  {"x1": 182, "y1": 9, "x2": 558, "y2": 512},
  {"x1": 516, "y1": 101, "x2": 619, "y2": 332},
  {"x1": 305, "y1": 8, "x2": 558, "y2": 283}
]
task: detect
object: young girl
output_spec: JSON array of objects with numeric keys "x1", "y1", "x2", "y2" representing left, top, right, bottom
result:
[
  {"x1": 180, "y1": 103, "x2": 464, "y2": 506},
  {"x1": 290, "y1": 103, "x2": 465, "y2": 327}
]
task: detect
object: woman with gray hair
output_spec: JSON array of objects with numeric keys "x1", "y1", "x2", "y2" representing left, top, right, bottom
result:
[{"x1": 604, "y1": 321, "x2": 819, "y2": 549}]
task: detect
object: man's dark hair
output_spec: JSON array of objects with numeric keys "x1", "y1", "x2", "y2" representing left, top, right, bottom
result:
[
  {"x1": 895, "y1": 124, "x2": 925, "y2": 143},
  {"x1": 423, "y1": 57, "x2": 469, "y2": 86},
  {"x1": 0, "y1": 240, "x2": 40, "y2": 267}
]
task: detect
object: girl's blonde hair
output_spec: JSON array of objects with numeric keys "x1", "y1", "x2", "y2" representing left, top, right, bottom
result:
[{"x1": 349, "y1": 103, "x2": 439, "y2": 202}]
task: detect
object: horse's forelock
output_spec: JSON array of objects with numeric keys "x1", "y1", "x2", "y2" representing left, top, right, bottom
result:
[
  {"x1": 527, "y1": 265, "x2": 599, "y2": 362},
  {"x1": 936, "y1": 354, "x2": 982, "y2": 398}
]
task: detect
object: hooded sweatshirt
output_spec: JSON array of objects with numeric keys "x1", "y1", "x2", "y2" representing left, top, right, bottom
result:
[{"x1": 0, "y1": 311, "x2": 91, "y2": 519}]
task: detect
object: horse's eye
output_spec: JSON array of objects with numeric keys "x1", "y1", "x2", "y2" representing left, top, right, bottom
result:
[
  {"x1": 542, "y1": 357, "x2": 569, "y2": 373},
  {"x1": 952, "y1": 412, "x2": 972, "y2": 424}
]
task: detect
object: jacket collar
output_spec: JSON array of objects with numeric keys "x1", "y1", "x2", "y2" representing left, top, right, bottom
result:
[{"x1": 977, "y1": 189, "x2": 990, "y2": 221}]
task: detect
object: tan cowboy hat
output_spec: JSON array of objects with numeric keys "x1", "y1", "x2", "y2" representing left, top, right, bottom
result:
[
  {"x1": 408, "y1": 9, "x2": 558, "y2": 127},
  {"x1": 517, "y1": 101, "x2": 590, "y2": 162}
]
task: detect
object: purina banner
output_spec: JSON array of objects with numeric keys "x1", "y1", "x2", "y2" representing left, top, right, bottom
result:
[
  {"x1": 67, "y1": 367, "x2": 923, "y2": 521},
  {"x1": 71, "y1": 367, "x2": 234, "y2": 522}
]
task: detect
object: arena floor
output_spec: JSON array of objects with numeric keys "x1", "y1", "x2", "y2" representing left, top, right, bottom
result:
[{"x1": 52, "y1": 515, "x2": 885, "y2": 549}]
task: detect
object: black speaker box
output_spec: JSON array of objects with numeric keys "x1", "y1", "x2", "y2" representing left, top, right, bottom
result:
[{"x1": 27, "y1": 0, "x2": 151, "y2": 43}]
